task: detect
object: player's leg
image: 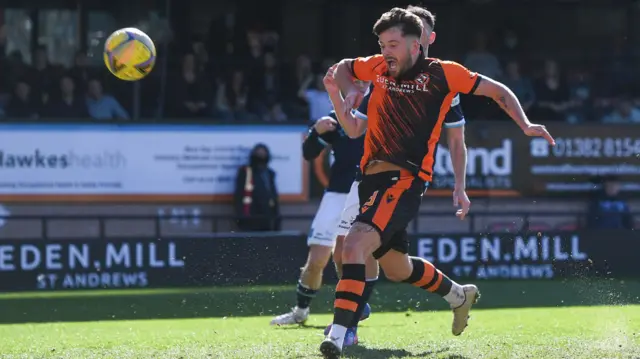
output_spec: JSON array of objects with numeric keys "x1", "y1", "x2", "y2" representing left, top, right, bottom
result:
[
  {"x1": 378, "y1": 237, "x2": 480, "y2": 336},
  {"x1": 332, "y1": 235, "x2": 345, "y2": 279},
  {"x1": 335, "y1": 181, "x2": 377, "y2": 323},
  {"x1": 270, "y1": 192, "x2": 344, "y2": 326},
  {"x1": 322, "y1": 221, "x2": 379, "y2": 352},
  {"x1": 332, "y1": 181, "x2": 360, "y2": 279},
  {"x1": 324, "y1": 181, "x2": 376, "y2": 346},
  {"x1": 320, "y1": 172, "x2": 413, "y2": 358},
  {"x1": 325, "y1": 238, "x2": 378, "y2": 346}
]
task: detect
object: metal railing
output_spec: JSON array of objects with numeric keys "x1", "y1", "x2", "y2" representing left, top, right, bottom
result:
[{"x1": 0, "y1": 211, "x2": 599, "y2": 240}]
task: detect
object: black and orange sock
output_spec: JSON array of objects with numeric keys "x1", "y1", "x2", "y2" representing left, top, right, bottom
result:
[
  {"x1": 349, "y1": 278, "x2": 376, "y2": 328},
  {"x1": 403, "y1": 257, "x2": 453, "y2": 296},
  {"x1": 296, "y1": 281, "x2": 317, "y2": 309},
  {"x1": 333, "y1": 263, "x2": 366, "y2": 328}
]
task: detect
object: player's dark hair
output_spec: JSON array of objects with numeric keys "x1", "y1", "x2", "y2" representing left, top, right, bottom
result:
[
  {"x1": 406, "y1": 5, "x2": 436, "y2": 31},
  {"x1": 372, "y1": 8, "x2": 423, "y2": 38}
]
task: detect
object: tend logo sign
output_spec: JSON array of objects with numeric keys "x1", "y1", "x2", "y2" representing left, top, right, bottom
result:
[
  {"x1": 434, "y1": 139, "x2": 512, "y2": 176},
  {"x1": 432, "y1": 139, "x2": 513, "y2": 190}
]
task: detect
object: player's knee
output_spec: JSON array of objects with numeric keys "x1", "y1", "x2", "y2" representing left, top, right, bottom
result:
[
  {"x1": 341, "y1": 223, "x2": 379, "y2": 262},
  {"x1": 304, "y1": 260, "x2": 325, "y2": 275},
  {"x1": 304, "y1": 246, "x2": 332, "y2": 274},
  {"x1": 384, "y1": 271, "x2": 406, "y2": 282}
]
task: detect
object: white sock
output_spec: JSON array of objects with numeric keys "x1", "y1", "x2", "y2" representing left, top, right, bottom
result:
[
  {"x1": 327, "y1": 324, "x2": 347, "y2": 349},
  {"x1": 443, "y1": 282, "x2": 465, "y2": 308}
]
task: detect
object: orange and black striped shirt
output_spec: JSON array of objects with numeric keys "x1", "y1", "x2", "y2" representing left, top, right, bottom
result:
[{"x1": 347, "y1": 54, "x2": 481, "y2": 182}]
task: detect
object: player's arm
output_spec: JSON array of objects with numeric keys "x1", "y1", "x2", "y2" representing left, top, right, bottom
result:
[
  {"x1": 443, "y1": 95, "x2": 471, "y2": 219},
  {"x1": 441, "y1": 61, "x2": 555, "y2": 145},
  {"x1": 324, "y1": 64, "x2": 369, "y2": 138},
  {"x1": 443, "y1": 96, "x2": 467, "y2": 191},
  {"x1": 326, "y1": 89, "x2": 368, "y2": 139},
  {"x1": 335, "y1": 55, "x2": 383, "y2": 108},
  {"x1": 302, "y1": 115, "x2": 338, "y2": 160}
]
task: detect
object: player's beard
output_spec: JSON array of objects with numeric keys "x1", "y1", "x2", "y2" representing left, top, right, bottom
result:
[
  {"x1": 385, "y1": 51, "x2": 413, "y2": 78},
  {"x1": 399, "y1": 55, "x2": 413, "y2": 76}
]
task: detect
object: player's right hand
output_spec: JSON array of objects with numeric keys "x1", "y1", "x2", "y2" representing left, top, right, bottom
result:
[
  {"x1": 453, "y1": 188, "x2": 471, "y2": 221},
  {"x1": 314, "y1": 116, "x2": 337, "y2": 134},
  {"x1": 524, "y1": 123, "x2": 555, "y2": 146}
]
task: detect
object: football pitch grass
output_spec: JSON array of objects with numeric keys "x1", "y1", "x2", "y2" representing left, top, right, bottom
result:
[{"x1": 0, "y1": 280, "x2": 639, "y2": 358}]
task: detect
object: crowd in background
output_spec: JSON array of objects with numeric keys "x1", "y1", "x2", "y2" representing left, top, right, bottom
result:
[{"x1": 0, "y1": 10, "x2": 639, "y2": 124}]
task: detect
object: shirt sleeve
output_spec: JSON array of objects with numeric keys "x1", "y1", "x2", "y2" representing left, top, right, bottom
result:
[
  {"x1": 443, "y1": 94, "x2": 466, "y2": 128},
  {"x1": 303, "y1": 115, "x2": 338, "y2": 160},
  {"x1": 346, "y1": 55, "x2": 385, "y2": 82},
  {"x1": 351, "y1": 84, "x2": 372, "y2": 121},
  {"x1": 441, "y1": 61, "x2": 481, "y2": 95}
]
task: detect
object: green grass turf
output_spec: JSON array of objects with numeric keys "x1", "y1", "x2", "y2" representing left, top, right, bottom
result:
[{"x1": 0, "y1": 280, "x2": 639, "y2": 358}]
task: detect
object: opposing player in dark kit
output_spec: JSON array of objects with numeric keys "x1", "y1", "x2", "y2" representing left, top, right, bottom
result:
[
  {"x1": 270, "y1": 87, "x2": 377, "y2": 340},
  {"x1": 320, "y1": 8, "x2": 555, "y2": 358}
]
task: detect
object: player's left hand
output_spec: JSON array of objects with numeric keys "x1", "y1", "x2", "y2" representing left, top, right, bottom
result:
[
  {"x1": 323, "y1": 64, "x2": 340, "y2": 94},
  {"x1": 524, "y1": 124, "x2": 555, "y2": 146},
  {"x1": 343, "y1": 89, "x2": 364, "y2": 114},
  {"x1": 453, "y1": 188, "x2": 470, "y2": 221}
]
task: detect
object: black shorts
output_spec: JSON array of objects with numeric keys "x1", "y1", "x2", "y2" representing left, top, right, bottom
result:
[{"x1": 355, "y1": 170, "x2": 424, "y2": 259}]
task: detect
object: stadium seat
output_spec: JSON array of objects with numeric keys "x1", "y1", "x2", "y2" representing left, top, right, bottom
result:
[
  {"x1": 487, "y1": 222, "x2": 522, "y2": 233},
  {"x1": 526, "y1": 222, "x2": 552, "y2": 232},
  {"x1": 556, "y1": 222, "x2": 578, "y2": 231}
]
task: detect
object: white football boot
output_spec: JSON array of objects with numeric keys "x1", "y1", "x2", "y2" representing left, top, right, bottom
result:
[{"x1": 269, "y1": 306, "x2": 309, "y2": 326}]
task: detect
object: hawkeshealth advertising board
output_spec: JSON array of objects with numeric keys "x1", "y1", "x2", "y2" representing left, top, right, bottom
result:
[{"x1": 0, "y1": 124, "x2": 308, "y2": 202}]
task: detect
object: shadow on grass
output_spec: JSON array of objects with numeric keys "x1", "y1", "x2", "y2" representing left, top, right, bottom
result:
[
  {"x1": 0, "y1": 279, "x2": 637, "y2": 324},
  {"x1": 344, "y1": 346, "x2": 454, "y2": 359}
]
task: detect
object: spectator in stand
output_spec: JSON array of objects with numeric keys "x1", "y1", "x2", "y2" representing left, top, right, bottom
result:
[
  {"x1": 86, "y1": 78, "x2": 129, "y2": 120},
  {"x1": 192, "y1": 39, "x2": 210, "y2": 75},
  {"x1": 263, "y1": 103, "x2": 288, "y2": 122},
  {"x1": 69, "y1": 51, "x2": 96, "y2": 96},
  {"x1": 214, "y1": 70, "x2": 256, "y2": 121},
  {"x1": 605, "y1": 37, "x2": 636, "y2": 96},
  {"x1": 587, "y1": 176, "x2": 633, "y2": 230},
  {"x1": 246, "y1": 31, "x2": 264, "y2": 74},
  {"x1": 43, "y1": 75, "x2": 89, "y2": 119},
  {"x1": 499, "y1": 28, "x2": 524, "y2": 63},
  {"x1": 285, "y1": 55, "x2": 313, "y2": 118},
  {"x1": 213, "y1": 77, "x2": 234, "y2": 121},
  {"x1": 463, "y1": 31, "x2": 503, "y2": 120},
  {"x1": 298, "y1": 74, "x2": 332, "y2": 123},
  {"x1": 5, "y1": 81, "x2": 39, "y2": 119},
  {"x1": 27, "y1": 46, "x2": 57, "y2": 105},
  {"x1": 567, "y1": 67, "x2": 594, "y2": 123},
  {"x1": 249, "y1": 51, "x2": 283, "y2": 117},
  {"x1": 0, "y1": 25, "x2": 8, "y2": 109},
  {"x1": 234, "y1": 143, "x2": 281, "y2": 232},
  {"x1": 464, "y1": 31, "x2": 502, "y2": 80},
  {"x1": 601, "y1": 96, "x2": 640, "y2": 123},
  {"x1": 532, "y1": 60, "x2": 572, "y2": 122},
  {"x1": 502, "y1": 60, "x2": 535, "y2": 113},
  {"x1": 169, "y1": 53, "x2": 211, "y2": 118}
]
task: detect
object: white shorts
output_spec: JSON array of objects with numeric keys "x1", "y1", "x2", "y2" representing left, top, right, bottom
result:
[
  {"x1": 307, "y1": 191, "x2": 348, "y2": 247},
  {"x1": 335, "y1": 181, "x2": 360, "y2": 237}
]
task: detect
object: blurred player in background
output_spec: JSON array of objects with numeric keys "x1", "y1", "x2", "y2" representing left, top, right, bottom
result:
[
  {"x1": 320, "y1": 8, "x2": 555, "y2": 358},
  {"x1": 320, "y1": 4, "x2": 470, "y2": 346}
]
